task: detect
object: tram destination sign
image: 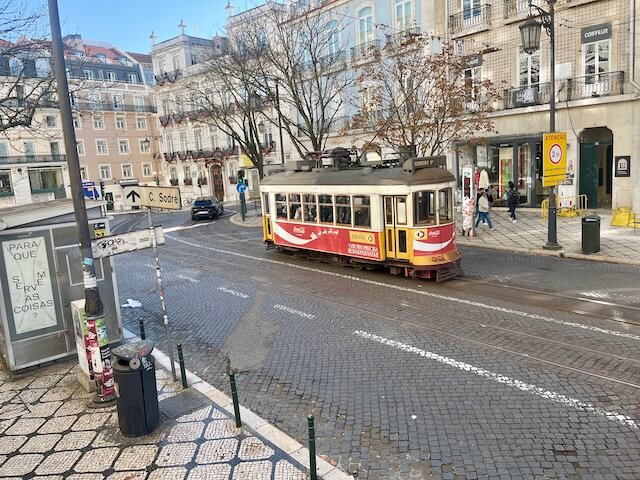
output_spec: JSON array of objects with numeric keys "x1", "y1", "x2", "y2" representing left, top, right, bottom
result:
[{"x1": 124, "y1": 185, "x2": 182, "y2": 210}]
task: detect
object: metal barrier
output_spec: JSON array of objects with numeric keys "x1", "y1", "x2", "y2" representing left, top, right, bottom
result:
[{"x1": 541, "y1": 194, "x2": 588, "y2": 219}]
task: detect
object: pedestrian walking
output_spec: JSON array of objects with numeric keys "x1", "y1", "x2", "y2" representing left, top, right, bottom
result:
[
  {"x1": 486, "y1": 185, "x2": 495, "y2": 206},
  {"x1": 506, "y1": 181, "x2": 519, "y2": 223},
  {"x1": 474, "y1": 190, "x2": 494, "y2": 231}
]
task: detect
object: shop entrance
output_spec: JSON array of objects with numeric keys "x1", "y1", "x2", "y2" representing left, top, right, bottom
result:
[
  {"x1": 479, "y1": 141, "x2": 536, "y2": 206},
  {"x1": 210, "y1": 165, "x2": 225, "y2": 201},
  {"x1": 579, "y1": 127, "x2": 613, "y2": 209}
]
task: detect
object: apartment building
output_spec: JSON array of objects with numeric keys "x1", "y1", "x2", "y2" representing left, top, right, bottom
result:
[{"x1": 0, "y1": 34, "x2": 157, "y2": 210}]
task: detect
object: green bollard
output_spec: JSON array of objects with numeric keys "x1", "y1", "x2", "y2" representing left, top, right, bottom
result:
[
  {"x1": 308, "y1": 414, "x2": 317, "y2": 480},
  {"x1": 138, "y1": 317, "x2": 145, "y2": 340},
  {"x1": 230, "y1": 372, "x2": 242, "y2": 427},
  {"x1": 177, "y1": 344, "x2": 188, "y2": 389}
]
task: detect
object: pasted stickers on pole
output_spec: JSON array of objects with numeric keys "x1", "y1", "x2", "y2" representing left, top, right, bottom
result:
[{"x1": 2, "y1": 235, "x2": 57, "y2": 335}]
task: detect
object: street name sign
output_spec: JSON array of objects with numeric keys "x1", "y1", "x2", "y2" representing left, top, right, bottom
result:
[
  {"x1": 543, "y1": 131, "x2": 567, "y2": 187},
  {"x1": 124, "y1": 186, "x2": 182, "y2": 210},
  {"x1": 91, "y1": 227, "x2": 166, "y2": 259}
]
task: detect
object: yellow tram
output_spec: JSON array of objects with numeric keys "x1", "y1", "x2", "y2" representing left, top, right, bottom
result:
[{"x1": 259, "y1": 155, "x2": 461, "y2": 281}]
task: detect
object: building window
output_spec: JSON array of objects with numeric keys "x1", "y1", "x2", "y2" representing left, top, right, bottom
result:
[
  {"x1": 89, "y1": 93, "x2": 102, "y2": 110},
  {"x1": 395, "y1": 0, "x2": 413, "y2": 31},
  {"x1": 0, "y1": 142, "x2": 7, "y2": 157},
  {"x1": 118, "y1": 140, "x2": 130, "y2": 154},
  {"x1": 122, "y1": 163, "x2": 133, "y2": 178},
  {"x1": 142, "y1": 163, "x2": 152, "y2": 177},
  {"x1": 0, "y1": 171, "x2": 12, "y2": 195},
  {"x1": 96, "y1": 140, "x2": 108, "y2": 155},
  {"x1": 462, "y1": 0, "x2": 482, "y2": 23},
  {"x1": 99, "y1": 164, "x2": 112, "y2": 179},
  {"x1": 115, "y1": 116, "x2": 126, "y2": 129},
  {"x1": 179, "y1": 131, "x2": 188, "y2": 151},
  {"x1": 107, "y1": 71, "x2": 117, "y2": 81},
  {"x1": 158, "y1": 58, "x2": 166, "y2": 73},
  {"x1": 80, "y1": 165, "x2": 88, "y2": 181},
  {"x1": 166, "y1": 134, "x2": 175, "y2": 153},
  {"x1": 134, "y1": 96, "x2": 144, "y2": 112},
  {"x1": 93, "y1": 115, "x2": 104, "y2": 129},
  {"x1": 161, "y1": 99, "x2": 170, "y2": 115},
  {"x1": 139, "y1": 139, "x2": 150, "y2": 153},
  {"x1": 172, "y1": 55, "x2": 180, "y2": 71},
  {"x1": 83, "y1": 69, "x2": 94, "y2": 80},
  {"x1": 136, "y1": 117, "x2": 147, "y2": 130},
  {"x1": 194, "y1": 128, "x2": 203, "y2": 150},
  {"x1": 584, "y1": 39, "x2": 610, "y2": 83},
  {"x1": 112, "y1": 94, "x2": 123, "y2": 110},
  {"x1": 28, "y1": 168, "x2": 63, "y2": 193},
  {"x1": 97, "y1": 69, "x2": 104, "y2": 80},
  {"x1": 518, "y1": 47, "x2": 540, "y2": 86},
  {"x1": 357, "y1": 6, "x2": 374, "y2": 45},
  {"x1": 183, "y1": 165, "x2": 192, "y2": 179},
  {"x1": 45, "y1": 115, "x2": 57, "y2": 128},
  {"x1": 128, "y1": 73, "x2": 138, "y2": 83},
  {"x1": 327, "y1": 20, "x2": 339, "y2": 56},
  {"x1": 72, "y1": 115, "x2": 81, "y2": 128},
  {"x1": 76, "y1": 140, "x2": 85, "y2": 156},
  {"x1": 464, "y1": 66, "x2": 482, "y2": 101}
]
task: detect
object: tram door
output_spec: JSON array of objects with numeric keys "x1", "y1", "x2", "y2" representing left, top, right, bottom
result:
[
  {"x1": 384, "y1": 196, "x2": 409, "y2": 260},
  {"x1": 262, "y1": 193, "x2": 273, "y2": 241}
]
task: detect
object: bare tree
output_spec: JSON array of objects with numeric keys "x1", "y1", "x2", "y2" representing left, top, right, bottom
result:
[
  {"x1": 354, "y1": 36, "x2": 501, "y2": 158},
  {"x1": 0, "y1": 0, "x2": 56, "y2": 134}
]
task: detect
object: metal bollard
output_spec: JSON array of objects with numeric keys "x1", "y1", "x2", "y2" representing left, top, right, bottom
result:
[
  {"x1": 177, "y1": 344, "x2": 188, "y2": 389},
  {"x1": 308, "y1": 414, "x2": 317, "y2": 480},
  {"x1": 229, "y1": 372, "x2": 242, "y2": 427},
  {"x1": 138, "y1": 317, "x2": 145, "y2": 340}
]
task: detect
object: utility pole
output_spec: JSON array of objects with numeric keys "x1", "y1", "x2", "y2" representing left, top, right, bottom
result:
[{"x1": 48, "y1": 0, "x2": 116, "y2": 405}]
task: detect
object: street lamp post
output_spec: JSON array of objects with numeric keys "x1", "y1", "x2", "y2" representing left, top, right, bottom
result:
[{"x1": 520, "y1": 0, "x2": 561, "y2": 249}]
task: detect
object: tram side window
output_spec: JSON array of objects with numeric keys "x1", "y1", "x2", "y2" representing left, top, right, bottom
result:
[
  {"x1": 319, "y1": 194, "x2": 333, "y2": 223},
  {"x1": 438, "y1": 189, "x2": 453, "y2": 222},
  {"x1": 354, "y1": 196, "x2": 370, "y2": 228},
  {"x1": 336, "y1": 195, "x2": 351, "y2": 226},
  {"x1": 275, "y1": 193, "x2": 287, "y2": 219},
  {"x1": 414, "y1": 191, "x2": 436, "y2": 226},
  {"x1": 303, "y1": 194, "x2": 317, "y2": 222},
  {"x1": 262, "y1": 193, "x2": 270, "y2": 214},
  {"x1": 288, "y1": 193, "x2": 301, "y2": 221}
]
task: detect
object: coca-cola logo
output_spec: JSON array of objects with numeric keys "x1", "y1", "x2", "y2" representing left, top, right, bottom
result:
[
  {"x1": 428, "y1": 230, "x2": 441, "y2": 237},
  {"x1": 293, "y1": 226, "x2": 306, "y2": 235}
]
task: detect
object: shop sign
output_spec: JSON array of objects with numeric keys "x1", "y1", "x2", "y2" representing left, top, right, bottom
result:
[
  {"x1": 542, "y1": 131, "x2": 567, "y2": 186},
  {"x1": 463, "y1": 54, "x2": 482, "y2": 68},
  {"x1": 581, "y1": 23, "x2": 612, "y2": 43},
  {"x1": 615, "y1": 155, "x2": 630, "y2": 177},
  {"x1": 512, "y1": 86, "x2": 539, "y2": 107}
]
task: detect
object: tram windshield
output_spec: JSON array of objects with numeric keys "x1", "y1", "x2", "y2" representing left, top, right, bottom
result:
[{"x1": 414, "y1": 188, "x2": 453, "y2": 225}]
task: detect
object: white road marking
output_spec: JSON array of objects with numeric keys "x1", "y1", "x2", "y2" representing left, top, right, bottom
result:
[
  {"x1": 169, "y1": 236, "x2": 640, "y2": 342},
  {"x1": 354, "y1": 330, "x2": 638, "y2": 430},
  {"x1": 165, "y1": 223, "x2": 214, "y2": 233},
  {"x1": 218, "y1": 287, "x2": 249, "y2": 298},
  {"x1": 121, "y1": 298, "x2": 142, "y2": 308},
  {"x1": 273, "y1": 304, "x2": 315, "y2": 319},
  {"x1": 177, "y1": 274, "x2": 199, "y2": 283}
]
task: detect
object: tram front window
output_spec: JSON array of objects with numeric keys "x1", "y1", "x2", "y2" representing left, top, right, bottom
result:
[
  {"x1": 414, "y1": 190, "x2": 436, "y2": 226},
  {"x1": 275, "y1": 193, "x2": 287, "y2": 219},
  {"x1": 438, "y1": 188, "x2": 453, "y2": 222}
]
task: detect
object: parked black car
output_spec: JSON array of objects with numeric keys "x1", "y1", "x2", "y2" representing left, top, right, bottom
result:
[{"x1": 191, "y1": 197, "x2": 224, "y2": 220}]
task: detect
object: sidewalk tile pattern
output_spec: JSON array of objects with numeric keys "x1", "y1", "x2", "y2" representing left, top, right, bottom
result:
[{"x1": 0, "y1": 360, "x2": 306, "y2": 479}]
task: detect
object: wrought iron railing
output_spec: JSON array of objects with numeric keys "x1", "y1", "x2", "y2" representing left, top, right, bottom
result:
[
  {"x1": 449, "y1": 4, "x2": 492, "y2": 34},
  {"x1": 503, "y1": 0, "x2": 540, "y2": 18},
  {"x1": 385, "y1": 27, "x2": 421, "y2": 47},
  {"x1": 351, "y1": 40, "x2": 380, "y2": 62},
  {"x1": 503, "y1": 82, "x2": 550, "y2": 109},
  {"x1": 0, "y1": 154, "x2": 67, "y2": 164},
  {"x1": 72, "y1": 102, "x2": 157, "y2": 113},
  {"x1": 319, "y1": 51, "x2": 347, "y2": 70},
  {"x1": 567, "y1": 71, "x2": 624, "y2": 101}
]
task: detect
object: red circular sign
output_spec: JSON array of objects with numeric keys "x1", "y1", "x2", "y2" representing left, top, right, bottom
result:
[{"x1": 549, "y1": 144, "x2": 563, "y2": 164}]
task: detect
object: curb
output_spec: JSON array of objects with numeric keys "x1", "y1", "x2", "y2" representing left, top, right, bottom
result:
[
  {"x1": 123, "y1": 329, "x2": 352, "y2": 480},
  {"x1": 229, "y1": 213, "x2": 262, "y2": 227}
]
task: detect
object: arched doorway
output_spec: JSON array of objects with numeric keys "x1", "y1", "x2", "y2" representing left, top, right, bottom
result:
[
  {"x1": 579, "y1": 127, "x2": 613, "y2": 209},
  {"x1": 210, "y1": 165, "x2": 224, "y2": 201}
]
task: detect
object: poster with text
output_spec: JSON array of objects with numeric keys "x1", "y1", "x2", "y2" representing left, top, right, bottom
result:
[{"x1": 2, "y1": 234, "x2": 57, "y2": 335}]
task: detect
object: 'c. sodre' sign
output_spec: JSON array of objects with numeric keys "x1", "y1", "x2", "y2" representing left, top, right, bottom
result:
[{"x1": 1, "y1": 233, "x2": 59, "y2": 338}]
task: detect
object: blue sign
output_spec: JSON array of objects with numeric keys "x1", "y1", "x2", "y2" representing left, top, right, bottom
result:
[
  {"x1": 236, "y1": 183, "x2": 247, "y2": 194},
  {"x1": 82, "y1": 182, "x2": 99, "y2": 200}
]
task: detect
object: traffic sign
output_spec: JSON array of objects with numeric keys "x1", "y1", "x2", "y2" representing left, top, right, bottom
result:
[
  {"x1": 91, "y1": 227, "x2": 166, "y2": 259},
  {"x1": 123, "y1": 186, "x2": 181, "y2": 210},
  {"x1": 236, "y1": 182, "x2": 247, "y2": 194},
  {"x1": 543, "y1": 131, "x2": 567, "y2": 186}
]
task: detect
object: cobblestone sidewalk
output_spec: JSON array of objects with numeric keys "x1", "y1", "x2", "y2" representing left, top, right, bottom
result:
[{"x1": 0, "y1": 356, "x2": 314, "y2": 479}]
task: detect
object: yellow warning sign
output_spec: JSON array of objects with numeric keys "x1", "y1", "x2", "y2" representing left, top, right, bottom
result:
[{"x1": 543, "y1": 132, "x2": 567, "y2": 186}]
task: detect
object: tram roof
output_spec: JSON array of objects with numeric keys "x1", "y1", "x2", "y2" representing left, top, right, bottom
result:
[{"x1": 260, "y1": 165, "x2": 455, "y2": 187}]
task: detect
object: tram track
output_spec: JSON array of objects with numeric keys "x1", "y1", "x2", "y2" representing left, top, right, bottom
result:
[{"x1": 162, "y1": 236, "x2": 640, "y2": 390}]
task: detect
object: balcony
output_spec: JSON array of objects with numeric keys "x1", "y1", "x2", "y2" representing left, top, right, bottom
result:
[
  {"x1": 449, "y1": 5, "x2": 492, "y2": 35},
  {"x1": 503, "y1": 83, "x2": 551, "y2": 109},
  {"x1": 72, "y1": 102, "x2": 157, "y2": 113},
  {"x1": 351, "y1": 40, "x2": 381, "y2": 62},
  {"x1": 567, "y1": 71, "x2": 624, "y2": 101},
  {"x1": 289, "y1": 0, "x2": 335, "y2": 18},
  {"x1": 0, "y1": 154, "x2": 67, "y2": 165},
  {"x1": 154, "y1": 69, "x2": 182, "y2": 86},
  {"x1": 319, "y1": 51, "x2": 347, "y2": 70},
  {"x1": 385, "y1": 27, "x2": 421, "y2": 48}
]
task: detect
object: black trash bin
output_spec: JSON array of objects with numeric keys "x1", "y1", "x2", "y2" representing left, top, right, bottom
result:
[
  {"x1": 582, "y1": 215, "x2": 601, "y2": 254},
  {"x1": 112, "y1": 340, "x2": 159, "y2": 437}
]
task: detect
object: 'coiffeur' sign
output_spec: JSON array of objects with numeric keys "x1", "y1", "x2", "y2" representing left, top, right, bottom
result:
[{"x1": 581, "y1": 23, "x2": 612, "y2": 43}]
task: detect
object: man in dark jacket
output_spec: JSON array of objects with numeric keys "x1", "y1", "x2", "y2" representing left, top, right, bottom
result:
[{"x1": 507, "y1": 181, "x2": 519, "y2": 223}]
